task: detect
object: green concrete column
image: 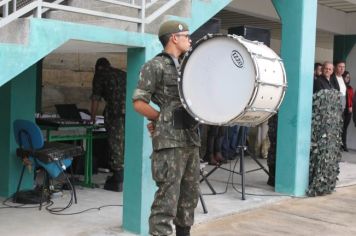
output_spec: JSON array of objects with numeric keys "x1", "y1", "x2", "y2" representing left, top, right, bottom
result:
[
  {"x1": 123, "y1": 40, "x2": 161, "y2": 235},
  {"x1": 0, "y1": 64, "x2": 38, "y2": 197},
  {"x1": 272, "y1": 0, "x2": 317, "y2": 196},
  {"x1": 334, "y1": 35, "x2": 356, "y2": 62}
]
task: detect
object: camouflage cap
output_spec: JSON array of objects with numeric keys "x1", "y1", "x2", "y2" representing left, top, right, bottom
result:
[{"x1": 158, "y1": 20, "x2": 189, "y2": 37}]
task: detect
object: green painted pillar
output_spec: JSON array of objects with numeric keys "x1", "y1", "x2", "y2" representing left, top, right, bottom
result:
[
  {"x1": 123, "y1": 40, "x2": 162, "y2": 235},
  {"x1": 272, "y1": 0, "x2": 317, "y2": 196},
  {"x1": 0, "y1": 64, "x2": 38, "y2": 197},
  {"x1": 334, "y1": 35, "x2": 356, "y2": 62}
]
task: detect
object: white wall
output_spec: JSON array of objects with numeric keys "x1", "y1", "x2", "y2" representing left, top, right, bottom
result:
[
  {"x1": 270, "y1": 38, "x2": 280, "y2": 54},
  {"x1": 227, "y1": 0, "x2": 278, "y2": 21},
  {"x1": 315, "y1": 46, "x2": 333, "y2": 62},
  {"x1": 346, "y1": 44, "x2": 356, "y2": 150},
  {"x1": 269, "y1": 38, "x2": 333, "y2": 63},
  {"x1": 228, "y1": 0, "x2": 356, "y2": 35},
  {"x1": 317, "y1": 4, "x2": 346, "y2": 34},
  {"x1": 346, "y1": 12, "x2": 356, "y2": 34}
]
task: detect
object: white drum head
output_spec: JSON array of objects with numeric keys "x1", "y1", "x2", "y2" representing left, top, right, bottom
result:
[{"x1": 180, "y1": 35, "x2": 256, "y2": 124}]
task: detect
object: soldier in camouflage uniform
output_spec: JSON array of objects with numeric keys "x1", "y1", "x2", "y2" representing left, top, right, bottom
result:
[
  {"x1": 132, "y1": 20, "x2": 200, "y2": 236},
  {"x1": 91, "y1": 57, "x2": 127, "y2": 192}
]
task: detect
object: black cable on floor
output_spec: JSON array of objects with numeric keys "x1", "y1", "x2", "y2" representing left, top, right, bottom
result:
[
  {"x1": 45, "y1": 162, "x2": 76, "y2": 213},
  {"x1": 200, "y1": 160, "x2": 236, "y2": 196},
  {"x1": 1, "y1": 173, "x2": 123, "y2": 215},
  {"x1": 47, "y1": 204, "x2": 123, "y2": 215},
  {"x1": 1, "y1": 196, "x2": 52, "y2": 209},
  {"x1": 202, "y1": 157, "x2": 293, "y2": 198}
]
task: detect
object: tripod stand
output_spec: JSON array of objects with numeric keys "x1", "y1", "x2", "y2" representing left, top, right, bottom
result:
[{"x1": 201, "y1": 126, "x2": 270, "y2": 200}]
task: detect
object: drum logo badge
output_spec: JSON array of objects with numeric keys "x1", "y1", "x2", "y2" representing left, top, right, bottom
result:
[{"x1": 231, "y1": 50, "x2": 244, "y2": 68}]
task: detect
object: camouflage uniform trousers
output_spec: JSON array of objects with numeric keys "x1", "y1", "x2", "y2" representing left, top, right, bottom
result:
[
  {"x1": 149, "y1": 146, "x2": 200, "y2": 236},
  {"x1": 104, "y1": 115, "x2": 125, "y2": 170}
]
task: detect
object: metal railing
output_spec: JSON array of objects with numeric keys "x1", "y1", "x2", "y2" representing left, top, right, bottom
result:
[{"x1": 0, "y1": 0, "x2": 181, "y2": 32}]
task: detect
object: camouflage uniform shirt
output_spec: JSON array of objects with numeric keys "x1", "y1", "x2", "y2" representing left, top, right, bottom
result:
[
  {"x1": 132, "y1": 52, "x2": 200, "y2": 150},
  {"x1": 91, "y1": 67, "x2": 126, "y2": 120},
  {"x1": 91, "y1": 67, "x2": 127, "y2": 170}
]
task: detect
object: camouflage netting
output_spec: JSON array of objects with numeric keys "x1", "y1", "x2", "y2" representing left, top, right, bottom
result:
[{"x1": 307, "y1": 89, "x2": 343, "y2": 196}]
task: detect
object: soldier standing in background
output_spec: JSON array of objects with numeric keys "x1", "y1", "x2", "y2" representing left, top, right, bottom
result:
[
  {"x1": 267, "y1": 114, "x2": 278, "y2": 187},
  {"x1": 90, "y1": 57, "x2": 127, "y2": 192},
  {"x1": 132, "y1": 20, "x2": 200, "y2": 236}
]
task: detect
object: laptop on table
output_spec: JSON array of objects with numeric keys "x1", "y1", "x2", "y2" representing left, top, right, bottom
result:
[{"x1": 55, "y1": 104, "x2": 83, "y2": 122}]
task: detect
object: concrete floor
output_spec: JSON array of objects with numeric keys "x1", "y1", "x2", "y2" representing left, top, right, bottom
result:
[
  {"x1": 1, "y1": 151, "x2": 356, "y2": 236},
  {"x1": 193, "y1": 184, "x2": 356, "y2": 236}
]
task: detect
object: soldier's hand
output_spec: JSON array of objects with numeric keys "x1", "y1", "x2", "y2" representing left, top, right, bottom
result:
[
  {"x1": 91, "y1": 115, "x2": 96, "y2": 124},
  {"x1": 147, "y1": 122, "x2": 155, "y2": 137}
]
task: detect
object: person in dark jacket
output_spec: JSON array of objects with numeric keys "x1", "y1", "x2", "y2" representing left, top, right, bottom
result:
[
  {"x1": 330, "y1": 61, "x2": 347, "y2": 110},
  {"x1": 313, "y1": 61, "x2": 336, "y2": 93}
]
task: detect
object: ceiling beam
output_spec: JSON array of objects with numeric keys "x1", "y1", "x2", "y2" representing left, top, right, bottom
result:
[
  {"x1": 226, "y1": 0, "x2": 356, "y2": 34},
  {"x1": 344, "y1": 0, "x2": 356, "y2": 4}
]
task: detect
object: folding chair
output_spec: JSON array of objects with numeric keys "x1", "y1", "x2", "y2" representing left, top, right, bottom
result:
[{"x1": 13, "y1": 119, "x2": 83, "y2": 210}]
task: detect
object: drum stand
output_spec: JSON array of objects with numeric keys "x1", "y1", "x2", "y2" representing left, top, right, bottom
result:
[
  {"x1": 218, "y1": 145, "x2": 269, "y2": 200},
  {"x1": 201, "y1": 127, "x2": 270, "y2": 200}
]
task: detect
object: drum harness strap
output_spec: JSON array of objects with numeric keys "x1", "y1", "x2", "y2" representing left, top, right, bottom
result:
[{"x1": 156, "y1": 52, "x2": 199, "y2": 130}]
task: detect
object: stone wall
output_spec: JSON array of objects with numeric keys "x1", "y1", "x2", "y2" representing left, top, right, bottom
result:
[{"x1": 41, "y1": 52, "x2": 127, "y2": 115}]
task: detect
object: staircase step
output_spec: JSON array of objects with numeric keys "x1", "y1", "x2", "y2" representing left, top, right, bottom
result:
[
  {"x1": 67, "y1": 0, "x2": 133, "y2": 9},
  {"x1": 48, "y1": 0, "x2": 187, "y2": 34},
  {"x1": 66, "y1": 0, "x2": 139, "y2": 17},
  {"x1": 0, "y1": 18, "x2": 30, "y2": 44},
  {"x1": 73, "y1": 18, "x2": 138, "y2": 32},
  {"x1": 44, "y1": 0, "x2": 143, "y2": 31},
  {"x1": 144, "y1": 0, "x2": 191, "y2": 35},
  {"x1": 46, "y1": 10, "x2": 138, "y2": 31}
]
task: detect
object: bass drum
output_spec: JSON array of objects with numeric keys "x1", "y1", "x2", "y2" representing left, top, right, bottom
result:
[{"x1": 178, "y1": 34, "x2": 287, "y2": 126}]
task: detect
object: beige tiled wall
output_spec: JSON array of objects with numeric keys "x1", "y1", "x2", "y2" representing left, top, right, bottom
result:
[{"x1": 41, "y1": 52, "x2": 127, "y2": 114}]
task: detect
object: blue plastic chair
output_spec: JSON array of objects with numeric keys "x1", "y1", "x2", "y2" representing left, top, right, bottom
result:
[{"x1": 13, "y1": 119, "x2": 77, "y2": 209}]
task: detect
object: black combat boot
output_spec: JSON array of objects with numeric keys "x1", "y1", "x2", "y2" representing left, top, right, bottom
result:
[
  {"x1": 267, "y1": 176, "x2": 275, "y2": 187},
  {"x1": 104, "y1": 169, "x2": 124, "y2": 192},
  {"x1": 176, "y1": 225, "x2": 191, "y2": 236},
  {"x1": 267, "y1": 167, "x2": 275, "y2": 187}
]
